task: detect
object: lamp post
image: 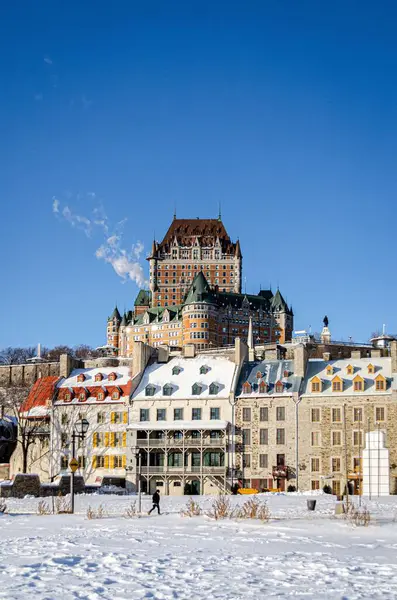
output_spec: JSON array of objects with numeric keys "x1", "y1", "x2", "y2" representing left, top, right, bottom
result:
[
  {"x1": 70, "y1": 418, "x2": 89, "y2": 514},
  {"x1": 132, "y1": 446, "x2": 142, "y2": 513}
]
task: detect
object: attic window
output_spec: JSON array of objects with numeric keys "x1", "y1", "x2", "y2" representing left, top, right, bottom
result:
[
  {"x1": 172, "y1": 366, "x2": 182, "y2": 376},
  {"x1": 368, "y1": 364, "x2": 375, "y2": 374},
  {"x1": 346, "y1": 365, "x2": 354, "y2": 375},
  {"x1": 192, "y1": 383, "x2": 202, "y2": 396},
  {"x1": 326, "y1": 365, "x2": 334, "y2": 376},
  {"x1": 258, "y1": 380, "x2": 267, "y2": 393},
  {"x1": 77, "y1": 374, "x2": 85, "y2": 383},
  {"x1": 209, "y1": 382, "x2": 219, "y2": 395},
  {"x1": 332, "y1": 378, "x2": 343, "y2": 392},
  {"x1": 163, "y1": 384, "x2": 173, "y2": 396},
  {"x1": 311, "y1": 380, "x2": 321, "y2": 393},
  {"x1": 375, "y1": 375, "x2": 386, "y2": 391},
  {"x1": 256, "y1": 371, "x2": 262, "y2": 379},
  {"x1": 108, "y1": 372, "x2": 117, "y2": 382},
  {"x1": 112, "y1": 390, "x2": 120, "y2": 400},
  {"x1": 64, "y1": 392, "x2": 72, "y2": 402},
  {"x1": 200, "y1": 365, "x2": 210, "y2": 375},
  {"x1": 97, "y1": 391, "x2": 105, "y2": 401},
  {"x1": 79, "y1": 391, "x2": 87, "y2": 402},
  {"x1": 283, "y1": 370, "x2": 289, "y2": 378},
  {"x1": 95, "y1": 373, "x2": 103, "y2": 382},
  {"x1": 242, "y1": 381, "x2": 251, "y2": 394},
  {"x1": 353, "y1": 379, "x2": 364, "y2": 392},
  {"x1": 275, "y1": 381, "x2": 284, "y2": 394},
  {"x1": 145, "y1": 385, "x2": 156, "y2": 397}
]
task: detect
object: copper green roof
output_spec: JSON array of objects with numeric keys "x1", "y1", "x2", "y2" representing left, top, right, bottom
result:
[{"x1": 134, "y1": 290, "x2": 152, "y2": 307}]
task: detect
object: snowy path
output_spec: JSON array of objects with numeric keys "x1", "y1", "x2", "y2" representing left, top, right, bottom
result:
[{"x1": 1, "y1": 494, "x2": 397, "y2": 599}]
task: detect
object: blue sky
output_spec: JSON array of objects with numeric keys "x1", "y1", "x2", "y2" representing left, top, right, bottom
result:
[{"x1": 1, "y1": 1, "x2": 396, "y2": 348}]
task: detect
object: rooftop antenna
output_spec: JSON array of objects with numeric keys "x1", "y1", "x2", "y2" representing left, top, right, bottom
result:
[
  {"x1": 173, "y1": 203, "x2": 177, "y2": 220},
  {"x1": 382, "y1": 324, "x2": 386, "y2": 335},
  {"x1": 244, "y1": 276, "x2": 247, "y2": 294},
  {"x1": 218, "y1": 202, "x2": 221, "y2": 220}
]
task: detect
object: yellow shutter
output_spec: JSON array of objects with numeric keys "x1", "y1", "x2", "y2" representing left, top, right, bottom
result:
[
  {"x1": 93, "y1": 432, "x2": 98, "y2": 448},
  {"x1": 123, "y1": 412, "x2": 128, "y2": 424},
  {"x1": 122, "y1": 432, "x2": 127, "y2": 447},
  {"x1": 122, "y1": 454, "x2": 126, "y2": 468},
  {"x1": 111, "y1": 432, "x2": 116, "y2": 447},
  {"x1": 104, "y1": 455, "x2": 109, "y2": 469},
  {"x1": 104, "y1": 432, "x2": 109, "y2": 447},
  {"x1": 110, "y1": 412, "x2": 115, "y2": 424},
  {"x1": 92, "y1": 456, "x2": 97, "y2": 469}
]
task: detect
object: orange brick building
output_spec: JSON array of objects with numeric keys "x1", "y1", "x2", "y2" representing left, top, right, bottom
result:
[{"x1": 106, "y1": 216, "x2": 293, "y2": 355}]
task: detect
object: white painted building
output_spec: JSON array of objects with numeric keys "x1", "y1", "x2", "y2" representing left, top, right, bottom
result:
[{"x1": 126, "y1": 353, "x2": 238, "y2": 496}]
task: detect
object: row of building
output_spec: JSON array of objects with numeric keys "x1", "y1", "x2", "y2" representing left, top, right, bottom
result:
[{"x1": 13, "y1": 331, "x2": 397, "y2": 497}]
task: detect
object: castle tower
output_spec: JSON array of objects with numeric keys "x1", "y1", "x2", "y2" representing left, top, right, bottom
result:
[
  {"x1": 106, "y1": 306, "x2": 121, "y2": 350},
  {"x1": 147, "y1": 216, "x2": 242, "y2": 308}
]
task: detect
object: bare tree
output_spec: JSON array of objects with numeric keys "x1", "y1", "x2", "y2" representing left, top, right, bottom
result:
[
  {"x1": 43, "y1": 346, "x2": 73, "y2": 361},
  {"x1": 73, "y1": 345, "x2": 101, "y2": 360},
  {"x1": 0, "y1": 385, "x2": 49, "y2": 474},
  {"x1": 0, "y1": 347, "x2": 37, "y2": 365}
]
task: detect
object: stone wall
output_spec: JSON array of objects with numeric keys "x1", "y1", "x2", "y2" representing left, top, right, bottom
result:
[
  {"x1": 0, "y1": 473, "x2": 41, "y2": 498},
  {"x1": 0, "y1": 362, "x2": 59, "y2": 387}
]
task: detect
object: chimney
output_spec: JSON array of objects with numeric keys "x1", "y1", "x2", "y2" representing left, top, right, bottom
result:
[
  {"x1": 235, "y1": 337, "x2": 248, "y2": 367},
  {"x1": 351, "y1": 350, "x2": 361, "y2": 359},
  {"x1": 294, "y1": 344, "x2": 308, "y2": 378},
  {"x1": 183, "y1": 344, "x2": 196, "y2": 358},
  {"x1": 391, "y1": 340, "x2": 397, "y2": 373},
  {"x1": 322, "y1": 352, "x2": 331, "y2": 362}
]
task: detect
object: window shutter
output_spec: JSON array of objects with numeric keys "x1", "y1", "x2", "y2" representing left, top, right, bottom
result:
[
  {"x1": 110, "y1": 455, "x2": 115, "y2": 469},
  {"x1": 122, "y1": 432, "x2": 127, "y2": 447},
  {"x1": 104, "y1": 432, "x2": 110, "y2": 447},
  {"x1": 110, "y1": 412, "x2": 115, "y2": 424},
  {"x1": 93, "y1": 433, "x2": 98, "y2": 448},
  {"x1": 122, "y1": 454, "x2": 126, "y2": 468},
  {"x1": 104, "y1": 455, "x2": 109, "y2": 469},
  {"x1": 111, "y1": 432, "x2": 115, "y2": 447},
  {"x1": 92, "y1": 456, "x2": 97, "y2": 469},
  {"x1": 123, "y1": 412, "x2": 128, "y2": 424}
]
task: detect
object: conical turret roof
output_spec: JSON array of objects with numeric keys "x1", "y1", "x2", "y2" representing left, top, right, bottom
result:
[
  {"x1": 183, "y1": 272, "x2": 216, "y2": 305},
  {"x1": 271, "y1": 289, "x2": 288, "y2": 312},
  {"x1": 109, "y1": 306, "x2": 121, "y2": 321}
]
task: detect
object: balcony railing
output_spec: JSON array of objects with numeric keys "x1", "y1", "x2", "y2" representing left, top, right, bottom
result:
[
  {"x1": 136, "y1": 437, "x2": 226, "y2": 447},
  {"x1": 272, "y1": 465, "x2": 288, "y2": 479},
  {"x1": 136, "y1": 465, "x2": 226, "y2": 475}
]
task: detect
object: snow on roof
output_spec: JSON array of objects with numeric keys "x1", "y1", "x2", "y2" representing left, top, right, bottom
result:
[
  {"x1": 128, "y1": 419, "x2": 228, "y2": 431},
  {"x1": 57, "y1": 366, "x2": 131, "y2": 389},
  {"x1": 19, "y1": 376, "x2": 59, "y2": 418},
  {"x1": 302, "y1": 357, "x2": 393, "y2": 396},
  {"x1": 132, "y1": 355, "x2": 236, "y2": 401},
  {"x1": 236, "y1": 359, "x2": 301, "y2": 396}
]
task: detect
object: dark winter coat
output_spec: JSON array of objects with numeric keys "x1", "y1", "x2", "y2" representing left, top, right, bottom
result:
[{"x1": 152, "y1": 491, "x2": 160, "y2": 504}]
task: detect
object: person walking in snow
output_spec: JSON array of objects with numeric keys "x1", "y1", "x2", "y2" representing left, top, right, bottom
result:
[{"x1": 148, "y1": 489, "x2": 161, "y2": 515}]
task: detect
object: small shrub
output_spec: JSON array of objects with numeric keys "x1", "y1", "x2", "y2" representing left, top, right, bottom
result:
[
  {"x1": 323, "y1": 484, "x2": 332, "y2": 495},
  {"x1": 237, "y1": 497, "x2": 270, "y2": 522},
  {"x1": 207, "y1": 494, "x2": 235, "y2": 520},
  {"x1": 287, "y1": 485, "x2": 296, "y2": 492},
  {"x1": 55, "y1": 493, "x2": 71, "y2": 514},
  {"x1": 86, "y1": 504, "x2": 107, "y2": 520},
  {"x1": 344, "y1": 502, "x2": 371, "y2": 527},
  {"x1": 0, "y1": 499, "x2": 7, "y2": 514},
  {"x1": 37, "y1": 500, "x2": 51, "y2": 515},
  {"x1": 181, "y1": 497, "x2": 202, "y2": 517},
  {"x1": 124, "y1": 501, "x2": 137, "y2": 518}
]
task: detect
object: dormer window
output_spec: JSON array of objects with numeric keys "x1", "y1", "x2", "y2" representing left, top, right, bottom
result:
[
  {"x1": 163, "y1": 384, "x2": 173, "y2": 396},
  {"x1": 77, "y1": 373, "x2": 85, "y2": 383},
  {"x1": 192, "y1": 383, "x2": 202, "y2": 396},
  {"x1": 311, "y1": 376, "x2": 322, "y2": 393},
  {"x1": 375, "y1": 374, "x2": 386, "y2": 391},
  {"x1": 353, "y1": 375, "x2": 364, "y2": 392},
  {"x1": 368, "y1": 363, "x2": 375, "y2": 374},
  {"x1": 346, "y1": 365, "x2": 354, "y2": 375},
  {"x1": 275, "y1": 380, "x2": 284, "y2": 394},
  {"x1": 200, "y1": 365, "x2": 210, "y2": 375},
  {"x1": 256, "y1": 371, "x2": 262, "y2": 379},
  {"x1": 259, "y1": 380, "x2": 268, "y2": 394},
  {"x1": 332, "y1": 376, "x2": 343, "y2": 392},
  {"x1": 209, "y1": 382, "x2": 219, "y2": 395},
  {"x1": 97, "y1": 391, "x2": 105, "y2": 401},
  {"x1": 111, "y1": 390, "x2": 120, "y2": 400},
  {"x1": 326, "y1": 365, "x2": 334, "y2": 376},
  {"x1": 79, "y1": 391, "x2": 87, "y2": 402},
  {"x1": 242, "y1": 381, "x2": 252, "y2": 394},
  {"x1": 108, "y1": 372, "x2": 117, "y2": 382},
  {"x1": 95, "y1": 373, "x2": 103, "y2": 382},
  {"x1": 283, "y1": 370, "x2": 289, "y2": 378},
  {"x1": 64, "y1": 391, "x2": 72, "y2": 402},
  {"x1": 172, "y1": 366, "x2": 182, "y2": 376},
  {"x1": 145, "y1": 384, "x2": 156, "y2": 397}
]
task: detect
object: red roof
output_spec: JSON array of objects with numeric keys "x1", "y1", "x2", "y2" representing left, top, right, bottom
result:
[{"x1": 20, "y1": 376, "x2": 59, "y2": 415}]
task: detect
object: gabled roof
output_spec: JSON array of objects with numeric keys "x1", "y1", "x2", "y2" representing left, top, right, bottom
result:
[
  {"x1": 20, "y1": 376, "x2": 59, "y2": 418},
  {"x1": 237, "y1": 360, "x2": 301, "y2": 396},
  {"x1": 159, "y1": 218, "x2": 232, "y2": 250},
  {"x1": 183, "y1": 272, "x2": 217, "y2": 305},
  {"x1": 134, "y1": 290, "x2": 151, "y2": 307},
  {"x1": 271, "y1": 289, "x2": 289, "y2": 312}
]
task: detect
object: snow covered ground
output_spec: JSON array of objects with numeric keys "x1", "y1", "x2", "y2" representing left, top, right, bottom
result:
[{"x1": 1, "y1": 493, "x2": 397, "y2": 599}]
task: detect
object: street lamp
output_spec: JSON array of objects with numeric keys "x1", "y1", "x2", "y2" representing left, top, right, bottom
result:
[
  {"x1": 70, "y1": 418, "x2": 89, "y2": 514},
  {"x1": 132, "y1": 446, "x2": 142, "y2": 513}
]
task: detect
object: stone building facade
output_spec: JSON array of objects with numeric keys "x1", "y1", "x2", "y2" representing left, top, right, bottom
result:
[{"x1": 298, "y1": 350, "x2": 397, "y2": 495}]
